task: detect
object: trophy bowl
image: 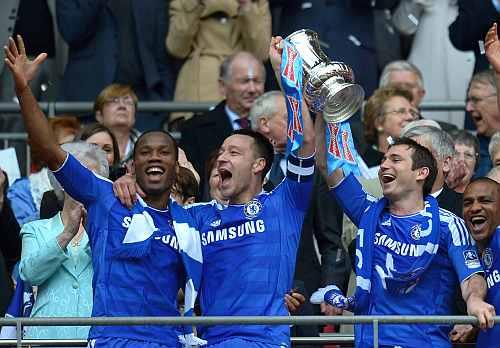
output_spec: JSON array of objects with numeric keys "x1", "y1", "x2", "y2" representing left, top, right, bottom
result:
[{"x1": 284, "y1": 29, "x2": 365, "y2": 123}]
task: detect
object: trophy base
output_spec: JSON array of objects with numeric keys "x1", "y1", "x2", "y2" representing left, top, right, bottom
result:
[
  {"x1": 304, "y1": 62, "x2": 364, "y2": 123},
  {"x1": 322, "y1": 83, "x2": 365, "y2": 124}
]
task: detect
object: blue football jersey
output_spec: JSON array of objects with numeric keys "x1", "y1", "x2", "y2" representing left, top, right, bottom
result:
[
  {"x1": 187, "y1": 155, "x2": 314, "y2": 346},
  {"x1": 477, "y1": 227, "x2": 500, "y2": 347},
  {"x1": 332, "y1": 175, "x2": 482, "y2": 348},
  {"x1": 53, "y1": 154, "x2": 184, "y2": 346}
]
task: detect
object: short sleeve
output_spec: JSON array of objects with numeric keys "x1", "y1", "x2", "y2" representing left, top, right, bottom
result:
[{"x1": 446, "y1": 216, "x2": 483, "y2": 283}]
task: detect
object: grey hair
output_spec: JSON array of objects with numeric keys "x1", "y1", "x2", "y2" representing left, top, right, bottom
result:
[
  {"x1": 48, "y1": 141, "x2": 109, "y2": 194},
  {"x1": 489, "y1": 131, "x2": 500, "y2": 158},
  {"x1": 249, "y1": 91, "x2": 284, "y2": 131},
  {"x1": 379, "y1": 60, "x2": 424, "y2": 89},
  {"x1": 400, "y1": 119, "x2": 441, "y2": 136},
  {"x1": 451, "y1": 130, "x2": 480, "y2": 155},
  {"x1": 487, "y1": 166, "x2": 500, "y2": 184},
  {"x1": 219, "y1": 51, "x2": 265, "y2": 82},
  {"x1": 401, "y1": 126, "x2": 455, "y2": 161},
  {"x1": 470, "y1": 69, "x2": 496, "y2": 90}
]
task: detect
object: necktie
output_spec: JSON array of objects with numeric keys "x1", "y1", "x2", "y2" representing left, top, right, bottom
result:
[
  {"x1": 268, "y1": 152, "x2": 285, "y2": 186},
  {"x1": 236, "y1": 117, "x2": 250, "y2": 129}
]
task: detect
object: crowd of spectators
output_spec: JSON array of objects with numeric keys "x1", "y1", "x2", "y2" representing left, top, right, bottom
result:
[{"x1": 1, "y1": 0, "x2": 500, "y2": 347}]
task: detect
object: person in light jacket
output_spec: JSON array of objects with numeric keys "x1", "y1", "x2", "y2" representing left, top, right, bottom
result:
[
  {"x1": 19, "y1": 142, "x2": 108, "y2": 340},
  {"x1": 166, "y1": 0, "x2": 271, "y2": 126}
]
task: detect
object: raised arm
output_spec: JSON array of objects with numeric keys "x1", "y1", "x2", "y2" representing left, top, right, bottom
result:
[
  {"x1": 4, "y1": 36, "x2": 66, "y2": 170},
  {"x1": 461, "y1": 274, "x2": 495, "y2": 330},
  {"x1": 314, "y1": 116, "x2": 344, "y2": 188},
  {"x1": 485, "y1": 23, "x2": 500, "y2": 114},
  {"x1": 268, "y1": 36, "x2": 314, "y2": 158}
]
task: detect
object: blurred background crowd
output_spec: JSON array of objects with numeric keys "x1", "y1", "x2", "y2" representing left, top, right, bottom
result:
[{"x1": 1, "y1": 0, "x2": 500, "y2": 345}]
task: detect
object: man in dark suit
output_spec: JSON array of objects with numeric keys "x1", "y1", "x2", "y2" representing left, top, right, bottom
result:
[
  {"x1": 272, "y1": 0, "x2": 394, "y2": 98},
  {"x1": 56, "y1": 0, "x2": 176, "y2": 130},
  {"x1": 180, "y1": 51, "x2": 265, "y2": 199},
  {"x1": 449, "y1": 0, "x2": 499, "y2": 131},
  {"x1": 250, "y1": 91, "x2": 350, "y2": 342},
  {"x1": 449, "y1": 0, "x2": 499, "y2": 75}
]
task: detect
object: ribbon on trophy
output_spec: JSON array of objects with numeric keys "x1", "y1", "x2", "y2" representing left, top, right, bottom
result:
[
  {"x1": 325, "y1": 121, "x2": 361, "y2": 176},
  {"x1": 280, "y1": 40, "x2": 304, "y2": 155}
]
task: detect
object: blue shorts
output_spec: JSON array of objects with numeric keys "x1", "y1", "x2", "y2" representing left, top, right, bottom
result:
[
  {"x1": 208, "y1": 338, "x2": 287, "y2": 348},
  {"x1": 88, "y1": 337, "x2": 181, "y2": 348}
]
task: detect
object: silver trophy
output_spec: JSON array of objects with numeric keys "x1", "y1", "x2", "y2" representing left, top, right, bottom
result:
[{"x1": 283, "y1": 29, "x2": 364, "y2": 123}]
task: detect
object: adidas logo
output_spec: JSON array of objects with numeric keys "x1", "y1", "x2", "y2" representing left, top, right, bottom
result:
[
  {"x1": 381, "y1": 218, "x2": 391, "y2": 227},
  {"x1": 210, "y1": 219, "x2": 221, "y2": 227}
]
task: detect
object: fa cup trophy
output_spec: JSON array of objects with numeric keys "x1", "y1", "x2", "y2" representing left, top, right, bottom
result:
[{"x1": 283, "y1": 29, "x2": 364, "y2": 123}]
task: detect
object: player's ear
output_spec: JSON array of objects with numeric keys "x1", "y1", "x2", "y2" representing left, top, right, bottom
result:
[
  {"x1": 252, "y1": 157, "x2": 266, "y2": 175},
  {"x1": 259, "y1": 117, "x2": 270, "y2": 133},
  {"x1": 416, "y1": 166, "x2": 430, "y2": 181}
]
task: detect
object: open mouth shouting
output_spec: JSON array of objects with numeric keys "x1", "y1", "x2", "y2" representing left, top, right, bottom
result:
[
  {"x1": 380, "y1": 173, "x2": 396, "y2": 185},
  {"x1": 467, "y1": 215, "x2": 489, "y2": 234},
  {"x1": 219, "y1": 167, "x2": 233, "y2": 187}
]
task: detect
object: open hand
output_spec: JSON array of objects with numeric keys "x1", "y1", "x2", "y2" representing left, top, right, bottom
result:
[
  {"x1": 3, "y1": 35, "x2": 47, "y2": 94},
  {"x1": 486, "y1": 23, "x2": 500, "y2": 74}
]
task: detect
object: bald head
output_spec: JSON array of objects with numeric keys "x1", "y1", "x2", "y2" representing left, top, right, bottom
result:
[
  {"x1": 219, "y1": 52, "x2": 265, "y2": 83},
  {"x1": 219, "y1": 51, "x2": 266, "y2": 118}
]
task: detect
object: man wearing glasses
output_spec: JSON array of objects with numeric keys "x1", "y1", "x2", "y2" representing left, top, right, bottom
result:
[{"x1": 466, "y1": 69, "x2": 500, "y2": 176}]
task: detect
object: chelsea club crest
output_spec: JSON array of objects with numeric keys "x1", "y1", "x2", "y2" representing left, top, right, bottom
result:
[
  {"x1": 483, "y1": 248, "x2": 494, "y2": 270},
  {"x1": 410, "y1": 224, "x2": 422, "y2": 241},
  {"x1": 243, "y1": 199, "x2": 262, "y2": 219}
]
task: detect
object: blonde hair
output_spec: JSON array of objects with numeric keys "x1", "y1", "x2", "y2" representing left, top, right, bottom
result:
[
  {"x1": 363, "y1": 86, "x2": 413, "y2": 145},
  {"x1": 93, "y1": 84, "x2": 138, "y2": 113}
]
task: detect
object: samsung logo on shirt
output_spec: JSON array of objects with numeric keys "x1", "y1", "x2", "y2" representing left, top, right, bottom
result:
[
  {"x1": 154, "y1": 235, "x2": 179, "y2": 250},
  {"x1": 374, "y1": 232, "x2": 422, "y2": 257},
  {"x1": 486, "y1": 270, "x2": 500, "y2": 289},
  {"x1": 121, "y1": 216, "x2": 179, "y2": 251},
  {"x1": 201, "y1": 219, "x2": 266, "y2": 246}
]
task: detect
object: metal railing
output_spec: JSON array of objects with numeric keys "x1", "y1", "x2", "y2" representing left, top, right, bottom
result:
[
  {"x1": 0, "y1": 100, "x2": 466, "y2": 117},
  {"x1": 0, "y1": 101, "x2": 217, "y2": 117},
  {"x1": 0, "y1": 315, "x2": 492, "y2": 348}
]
